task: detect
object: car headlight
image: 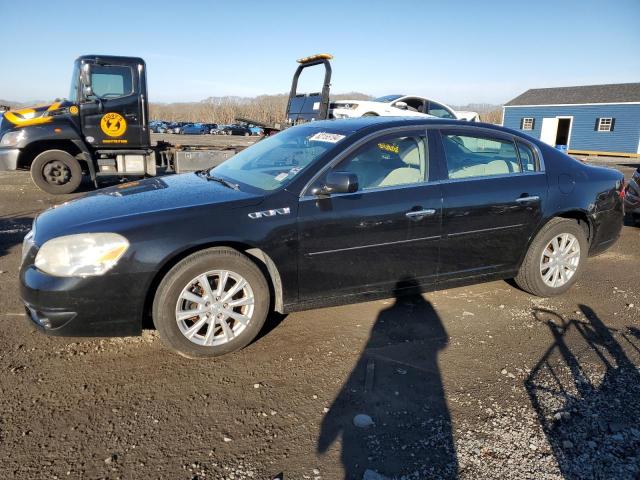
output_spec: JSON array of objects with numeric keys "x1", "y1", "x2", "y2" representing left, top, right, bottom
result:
[
  {"x1": 22, "y1": 227, "x2": 36, "y2": 263},
  {"x1": 35, "y1": 233, "x2": 129, "y2": 277},
  {"x1": 335, "y1": 103, "x2": 359, "y2": 110},
  {"x1": 1, "y1": 129, "x2": 26, "y2": 147}
]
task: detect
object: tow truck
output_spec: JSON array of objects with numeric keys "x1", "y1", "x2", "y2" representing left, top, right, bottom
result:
[{"x1": 0, "y1": 53, "x2": 333, "y2": 194}]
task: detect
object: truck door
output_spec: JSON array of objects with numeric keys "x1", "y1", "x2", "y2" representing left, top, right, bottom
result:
[{"x1": 80, "y1": 61, "x2": 147, "y2": 148}]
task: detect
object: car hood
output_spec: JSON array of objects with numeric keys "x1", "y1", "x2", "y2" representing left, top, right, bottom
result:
[
  {"x1": 34, "y1": 173, "x2": 264, "y2": 242},
  {"x1": 333, "y1": 100, "x2": 375, "y2": 107},
  {"x1": 1, "y1": 100, "x2": 74, "y2": 132}
]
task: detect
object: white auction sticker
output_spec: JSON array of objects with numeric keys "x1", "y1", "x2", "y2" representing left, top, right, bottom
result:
[{"x1": 309, "y1": 132, "x2": 346, "y2": 143}]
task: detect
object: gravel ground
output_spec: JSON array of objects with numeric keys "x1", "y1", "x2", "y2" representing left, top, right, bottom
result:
[{"x1": 0, "y1": 157, "x2": 638, "y2": 480}]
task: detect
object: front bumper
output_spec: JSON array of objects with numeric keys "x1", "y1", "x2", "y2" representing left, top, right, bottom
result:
[
  {"x1": 19, "y1": 258, "x2": 148, "y2": 337},
  {"x1": 624, "y1": 181, "x2": 640, "y2": 215},
  {"x1": 331, "y1": 108, "x2": 359, "y2": 119},
  {"x1": 0, "y1": 148, "x2": 20, "y2": 170}
]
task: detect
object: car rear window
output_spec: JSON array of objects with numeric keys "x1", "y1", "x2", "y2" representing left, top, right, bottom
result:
[{"x1": 517, "y1": 142, "x2": 537, "y2": 172}]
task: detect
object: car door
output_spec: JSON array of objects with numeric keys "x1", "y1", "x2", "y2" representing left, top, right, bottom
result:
[
  {"x1": 80, "y1": 62, "x2": 145, "y2": 148},
  {"x1": 297, "y1": 129, "x2": 443, "y2": 300},
  {"x1": 435, "y1": 128, "x2": 548, "y2": 282}
]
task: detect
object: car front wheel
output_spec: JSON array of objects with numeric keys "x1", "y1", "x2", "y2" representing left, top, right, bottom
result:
[
  {"x1": 152, "y1": 247, "x2": 270, "y2": 358},
  {"x1": 514, "y1": 218, "x2": 588, "y2": 297}
]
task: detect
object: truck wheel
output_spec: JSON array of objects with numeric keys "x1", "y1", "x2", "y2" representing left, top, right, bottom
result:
[
  {"x1": 514, "y1": 218, "x2": 588, "y2": 297},
  {"x1": 30, "y1": 149, "x2": 83, "y2": 195},
  {"x1": 152, "y1": 247, "x2": 270, "y2": 358}
]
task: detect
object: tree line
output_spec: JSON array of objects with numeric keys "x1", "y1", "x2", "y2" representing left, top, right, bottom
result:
[{"x1": 149, "y1": 93, "x2": 503, "y2": 125}]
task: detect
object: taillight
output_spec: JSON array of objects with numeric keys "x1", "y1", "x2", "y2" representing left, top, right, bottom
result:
[{"x1": 619, "y1": 178, "x2": 626, "y2": 199}]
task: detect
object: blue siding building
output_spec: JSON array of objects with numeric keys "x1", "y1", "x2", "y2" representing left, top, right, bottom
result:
[{"x1": 503, "y1": 83, "x2": 640, "y2": 156}]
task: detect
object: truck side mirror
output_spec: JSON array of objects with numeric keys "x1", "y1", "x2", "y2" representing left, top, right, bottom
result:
[
  {"x1": 80, "y1": 63, "x2": 92, "y2": 87},
  {"x1": 83, "y1": 85, "x2": 94, "y2": 98}
]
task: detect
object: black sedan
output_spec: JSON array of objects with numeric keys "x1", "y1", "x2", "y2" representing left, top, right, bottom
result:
[
  {"x1": 223, "y1": 124, "x2": 252, "y2": 136},
  {"x1": 20, "y1": 118, "x2": 624, "y2": 358}
]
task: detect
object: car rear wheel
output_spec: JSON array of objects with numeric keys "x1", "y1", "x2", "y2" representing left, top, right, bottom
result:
[
  {"x1": 362, "y1": 112, "x2": 378, "y2": 117},
  {"x1": 152, "y1": 247, "x2": 270, "y2": 358},
  {"x1": 30, "y1": 149, "x2": 83, "y2": 194},
  {"x1": 514, "y1": 218, "x2": 588, "y2": 297}
]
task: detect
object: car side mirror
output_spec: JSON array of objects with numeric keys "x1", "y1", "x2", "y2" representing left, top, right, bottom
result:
[
  {"x1": 316, "y1": 171, "x2": 358, "y2": 195},
  {"x1": 394, "y1": 101, "x2": 408, "y2": 110}
]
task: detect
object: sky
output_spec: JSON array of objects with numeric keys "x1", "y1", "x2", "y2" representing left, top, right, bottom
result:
[{"x1": 1, "y1": 0, "x2": 639, "y2": 106}]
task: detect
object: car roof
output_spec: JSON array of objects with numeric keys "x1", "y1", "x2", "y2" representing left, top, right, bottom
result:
[
  {"x1": 306, "y1": 116, "x2": 501, "y2": 133},
  {"x1": 298, "y1": 117, "x2": 540, "y2": 146}
]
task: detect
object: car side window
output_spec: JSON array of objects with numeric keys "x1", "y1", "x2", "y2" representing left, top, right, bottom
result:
[
  {"x1": 334, "y1": 134, "x2": 428, "y2": 190},
  {"x1": 517, "y1": 142, "x2": 537, "y2": 172},
  {"x1": 441, "y1": 133, "x2": 522, "y2": 179},
  {"x1": 90, "y1": 65, "x2": 133, "y2": 99},
  {"x1": 428, "y1": 101, "x2": 455, "y2": 119}
]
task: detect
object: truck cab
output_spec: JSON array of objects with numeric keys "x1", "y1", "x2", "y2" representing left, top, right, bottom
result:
[
  {"x1": 0, "y1": 53, "x2": 334, "y2": 194},
  {"x1": 0, "y1": 55, "x2": 154, "y2": 194}
]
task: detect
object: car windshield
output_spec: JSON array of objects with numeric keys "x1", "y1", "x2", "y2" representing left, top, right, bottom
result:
[
  {"x1": 210, "y1": 125, "x2": 349, "y2": 192},
  {"x1": 372, "y1": 94, "x2": 404, "y2": 103}
]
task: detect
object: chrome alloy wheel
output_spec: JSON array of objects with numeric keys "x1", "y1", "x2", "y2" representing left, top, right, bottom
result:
[
  {"x1": 175, "y1": 270, "x2": 255, "y2": 346},
  {"x1": 539, "y1": 233, "x2": 581, "y2": 288}
]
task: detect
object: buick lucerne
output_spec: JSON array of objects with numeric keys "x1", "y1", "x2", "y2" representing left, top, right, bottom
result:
[{"x1": 20, "y1": 118, "x2": 624, "y2": 358}]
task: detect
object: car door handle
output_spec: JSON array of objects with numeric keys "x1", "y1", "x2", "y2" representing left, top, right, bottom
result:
[
  {"x1": 406, "y1": 208, "x2": 437, "y2": 220},
  {"x1": 124, "y1": 114, "x2": 137, "y2": 120},
  {"x1": 515, "y1": 196, "x2": 540, "y2": 203}
]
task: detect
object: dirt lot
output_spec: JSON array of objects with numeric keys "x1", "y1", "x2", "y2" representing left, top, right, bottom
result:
[{"x1": 0, "y1": 158, "x2": 639, "y2": 480}]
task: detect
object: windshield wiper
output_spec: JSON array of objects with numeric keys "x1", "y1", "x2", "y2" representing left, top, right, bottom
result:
[{"x1": 197, "y1": 171, "x2": 239, "y2": 190}]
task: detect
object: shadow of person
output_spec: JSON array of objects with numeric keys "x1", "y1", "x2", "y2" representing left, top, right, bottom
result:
[
  {"x1": 317, "y1": 278, "x2": 457, "y2": 479},
  {"x1": 525, "y1": 305, "x2": 640, "y2": 479}
]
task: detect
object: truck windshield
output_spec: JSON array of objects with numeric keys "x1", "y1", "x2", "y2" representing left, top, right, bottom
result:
[
  {"x1": 68, "y1": 63, "x2": 80, "y2": 103},
  {"x1": 210, "y1": 125, "x2": 349, "y2": 192}
]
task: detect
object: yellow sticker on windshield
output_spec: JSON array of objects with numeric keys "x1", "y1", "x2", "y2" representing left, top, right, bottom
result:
[
  {"x1": 100, "y1": 112, "x2": 127, "y2": 137},
  {"x1": 378, "y1": 142, "x2": 399, "y2": 154}
]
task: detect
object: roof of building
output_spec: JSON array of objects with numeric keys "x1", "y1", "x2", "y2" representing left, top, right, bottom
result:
[{"x1": 505, "y1": 83, "x2": 640, "y2": 106}]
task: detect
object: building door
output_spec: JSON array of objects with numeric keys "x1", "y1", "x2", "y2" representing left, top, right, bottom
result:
[
  {"x1": 555, "y1": 117, "x2": 572, "y2": 147},
  {"x1": 540, "y1": 118, "x2": 559, "y2": 146}
]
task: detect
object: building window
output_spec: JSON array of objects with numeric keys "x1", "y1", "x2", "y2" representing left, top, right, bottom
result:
[
  {"x1": 521, "y1": 117, "x2": 534, "y2": 130},
  {"x1": 596, "y1": 117, "x2": 615, "y2": 132}
]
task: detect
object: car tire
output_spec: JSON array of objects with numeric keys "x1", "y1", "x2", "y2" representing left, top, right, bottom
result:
[
  {"x1": 30, "y1": 149, "x2": 83, "y2": 195},
  {"x1": 363, "y1": 112, "x2": 379, "y2": 117},
  {"x1": 514, "y1": 218, "x2": 589, "y2": 297},
  {"x1": 244, "y1": 132, "x2": 250, "y2": 136},
  {"x1": 152, "y1": 247, "x2": 270, "y2": 359}
]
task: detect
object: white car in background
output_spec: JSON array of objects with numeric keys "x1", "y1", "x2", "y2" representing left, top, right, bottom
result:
[{"x1": 331, "y1": 94, "x2": 480, "y2": 122}]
